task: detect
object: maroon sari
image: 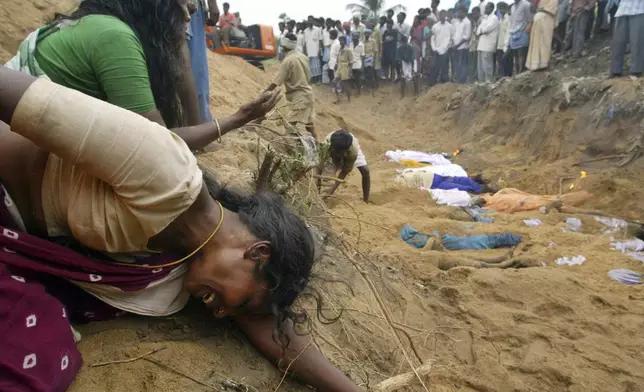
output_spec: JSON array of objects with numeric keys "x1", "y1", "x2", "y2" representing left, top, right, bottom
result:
[{"x1": 0, "y1": 185, "x2": 184, "y2": 391}]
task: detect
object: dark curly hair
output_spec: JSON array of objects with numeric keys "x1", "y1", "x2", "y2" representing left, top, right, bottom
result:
[
  {"x1": 55, "y1": 0, "x2": 187, "y2": 127},
  {"x1": 202, "y1": 172, "x2": 332, "y2": 347}
]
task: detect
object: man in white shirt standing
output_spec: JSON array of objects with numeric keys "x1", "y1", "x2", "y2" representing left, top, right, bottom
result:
[
  {"x1": 496, "y1": 2, "x2": 511, "y2": 78},
  {"x1": 304, "y1": 16, "x2": 324, "y2": 83},
  {"x1": 476, "y1": 2, "x2": 500, "y2": 82},
  {"x1": 451, "y1": 7, "x2": 472, "y2": 83},
  {"x1": 351, "y1": 14, "x2": 367, "y2": 41},
  {"x1": 430, "y1": 10, "x2": 453, "y2": 85},
  {"x1": 395, "y1": 12, "x2": 412, "y2": 37}
]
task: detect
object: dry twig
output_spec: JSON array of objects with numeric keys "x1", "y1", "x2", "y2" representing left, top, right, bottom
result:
[
  {"x1": 143, "y1": 357, "x2": 214, "y2": 389},
  {"x1": 371, "y1": 362, "x2": 434, "y2": 392},
  {"x1": 90, "y1": 346, "x2": 166, "y2": 368},
  {"x1": 274, "y1": 339, "x2": 313, "y2": 391}
]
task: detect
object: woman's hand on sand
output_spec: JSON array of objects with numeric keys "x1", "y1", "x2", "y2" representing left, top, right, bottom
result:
[{"x1": 235, "y1": 86, "x2": 281, "y2": 124}]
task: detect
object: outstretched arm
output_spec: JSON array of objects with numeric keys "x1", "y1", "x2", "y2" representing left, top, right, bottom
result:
[
  {"x1": 142, "y1": 86, "x2": 281, "y2": 150},
  {"x1": 234, "y1": 314, "x2": 362, "y2": 392}
]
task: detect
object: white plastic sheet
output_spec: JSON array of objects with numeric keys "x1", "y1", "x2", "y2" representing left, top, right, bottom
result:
[
  {"x1": 555, "y1": 255, "x2": 586, "y2": 266},
  {"x1": 385, "y1": 150, "x2": 451, "y2": 166},
  {"x1": 421, "y1": 188, "x2": 472, "y2": 207}
]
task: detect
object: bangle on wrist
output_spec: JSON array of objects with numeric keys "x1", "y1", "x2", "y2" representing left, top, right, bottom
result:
[{"x1": 214, "y1": 117, "x2": 222, "y2": 143}]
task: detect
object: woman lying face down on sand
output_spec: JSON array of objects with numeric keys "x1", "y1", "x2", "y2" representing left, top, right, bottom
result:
[{"x1": 0, "y1": 67, "x2": 361, "y2": 392}]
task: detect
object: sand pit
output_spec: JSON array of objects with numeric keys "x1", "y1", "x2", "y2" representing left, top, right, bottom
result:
[{"x1": 2, "y1": 2, "x2": 644, "y2": 391}]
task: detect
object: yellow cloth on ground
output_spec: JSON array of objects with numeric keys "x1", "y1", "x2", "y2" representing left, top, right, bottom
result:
[
  {"x1": 526, "y1": 2, "x2": 557, "y2": 71},
  {"x1": 10, "y1": 78, "x2": 203, "y2": 253},
  {"x1": 273, "y1": 50, "x2": 315, "y2": 125},
  {"x1": 400, "y1": 159, "x2": 431, "y2": 168},
  {"x1": 481, "y1": 188, "x2": 592, "y2": 213}
]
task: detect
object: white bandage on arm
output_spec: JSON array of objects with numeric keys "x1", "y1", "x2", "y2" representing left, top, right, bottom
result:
[{"x1": 10, "y1": 78, "x2": 203, "y2": 252}]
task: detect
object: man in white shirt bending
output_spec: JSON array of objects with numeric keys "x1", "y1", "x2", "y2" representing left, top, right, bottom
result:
[
  {"x1": 451, "y1": 7, "x2": 472, "y2": 83},
  {"x1": 430, "y1": 10, "x2": 453, "y2": 85},
  {"x1": 476, "y1": 2, "x2": 499, "y2": 82}
]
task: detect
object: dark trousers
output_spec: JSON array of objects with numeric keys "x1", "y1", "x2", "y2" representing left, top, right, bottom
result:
[
  {"x1": 468, "y1": 51, "x2": 478, "y2": 82},
  {"x1": 610, "y1": 14, "x2": 644, "y2": 76},
  {"x1": 586, "y1": 3, "x2": 596, "y2": 40},
  {"x1": 328, "y1": 69, "x2": 335, "y2": 82},
  {"x1": 429, "y1": 54, "x2": 450, "y2": 85},
  {"x1": 454, "y1": 49, "x2": 469, "y2": 83},
  {"x1": 565, "y1": 10, "x2": 591, "y2": 57},
  {"x1": 448, "y1": 48, "x2": 456, "y2": 81},
  {"x1": 496, "y1": 50, "x2": 513, "y2": 78},
  {"x1": 510, "y1": 46, "x2": 527, "y2": 74},
  {"x1": 595, "y1": 0, "x2": 608, "y2": 35}
]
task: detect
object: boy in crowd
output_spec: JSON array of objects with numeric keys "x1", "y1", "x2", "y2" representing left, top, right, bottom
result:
[
  {"x1": 317, "y1": 130, "x2": 371, "y2": 203},
  {"x1": 430, "y1": 10, "x2": 452, "y2": 85},
  {"x1": 270, "y1": 33, "x2": 317, "y2": 140},
  {"x1": 363, "y1": 29, "x2": 379, "y2": 95},
  {"x1": 382, "y1": 19, "x2": 400, "y2": 81},
  {"x1": 334, "y1": 36, "x2": 354, "y2": 103},
  {"x1": 351, "y1": 33, "x2": 365, "y2": 96},
  {"x1": 397, "y1": 35, "x2": 417, "y2": 97},
  {"x1": 476, "y1": 2, "x2": 499, "y2": 82}
]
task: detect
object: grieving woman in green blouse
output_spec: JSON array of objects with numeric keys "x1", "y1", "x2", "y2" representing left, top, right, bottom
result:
[{"x1": 6, "y1": 0, "x2": 276, "y2": 149}]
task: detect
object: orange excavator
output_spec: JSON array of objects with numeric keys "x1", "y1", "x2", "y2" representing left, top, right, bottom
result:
[{"x1": 205, "y1": 24, "x2": 277, "y2": 69}]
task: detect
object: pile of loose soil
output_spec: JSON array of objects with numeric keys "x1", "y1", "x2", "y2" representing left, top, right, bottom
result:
[{"x1": 2, "y1": 2, "x2": 644, "y2": 391}]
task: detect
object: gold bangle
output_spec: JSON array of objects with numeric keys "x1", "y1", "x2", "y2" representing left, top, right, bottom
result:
[{"x1": 214, "y1": 117, "x2": 222, "y2": 143}]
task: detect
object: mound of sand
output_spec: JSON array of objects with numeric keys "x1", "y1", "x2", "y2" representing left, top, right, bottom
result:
[{"x1": 2, "y1": 2, "x2": 644, "y2": 391}]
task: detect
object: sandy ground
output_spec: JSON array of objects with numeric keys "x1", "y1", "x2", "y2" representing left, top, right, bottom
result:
[{"x1": 2, "y1": 2, "x2": 644, "y2": 391}]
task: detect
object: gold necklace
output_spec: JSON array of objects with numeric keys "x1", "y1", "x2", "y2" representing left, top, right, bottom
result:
[{"x1": 116, "y1": 201, "x2": 225, "y2": 269}]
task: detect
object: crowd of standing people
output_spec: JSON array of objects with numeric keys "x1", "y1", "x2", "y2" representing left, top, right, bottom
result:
[{"x1": 276, "y1": 0, "x2": 643, "y2": 100}]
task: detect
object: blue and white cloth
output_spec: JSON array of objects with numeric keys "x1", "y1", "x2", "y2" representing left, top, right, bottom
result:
[
  {"x1": 508, "y1": 30, "x2": 530, "y2": 50},
  {"x1": 309, "y1": 56, "x2": 322, "y2": 77}
]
